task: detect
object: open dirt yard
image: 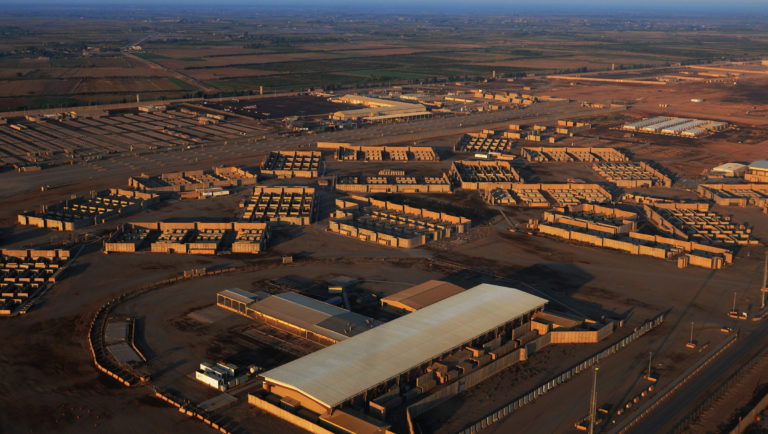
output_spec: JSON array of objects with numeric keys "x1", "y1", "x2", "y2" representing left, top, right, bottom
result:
[{"x1": 0, "y1": 46, "x2": 767, "y2": 434}]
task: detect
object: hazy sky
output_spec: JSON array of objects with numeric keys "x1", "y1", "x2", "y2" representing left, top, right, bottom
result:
[{"x1": 4, "y1": 0, "x2": 768, "y2": 15}]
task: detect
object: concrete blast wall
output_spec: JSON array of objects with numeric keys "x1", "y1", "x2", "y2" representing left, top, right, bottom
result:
[
  {"x1": 1, "y1": 249, "x2": 70, "y2": 260},
  {"x1": 532, "y1": 222, "x2": 729, "y2": 269},
  {"x1": 549, "y1": 323, "x2": 614, "y2": 344},
  {"x1": 247, "y1": 394, "x2": 333, "y2": 434}
]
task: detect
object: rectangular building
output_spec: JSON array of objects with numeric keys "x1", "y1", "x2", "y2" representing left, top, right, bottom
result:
[
  {"x1": 381, "y1": 280, "x2": 465, "y2": 312},
  {"x1": 217, "y1": 289, "x2": 379, "y2": 345},
  {"x1": 745, "y1": 160, "x2": 768, "y2": 183},
  {"x1": 260, "y1": 284, "x2": 547, "y2": 415}
]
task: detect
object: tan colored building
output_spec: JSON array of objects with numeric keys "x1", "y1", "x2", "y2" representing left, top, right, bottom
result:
[
  {"x1": 450, "y1": 160, "x2": 521, "y2": 190},
  {"x1": 745, "y1": 160, "x2": 768, "y2": 183},
  {"x1": 331, "y1": 94, "x2": 429, "y2": 121},
  {"x1": 260, "y1": 151, "x2": 322, "y2": 179},
  {"x1": 105, "y1": 221, "x2": 270, "y2": 255},
  {"x1": 128, "y1": 166, "x2": 258, "y2": 193},
  {"x1": 329, "y1": 195, "x2": 470, "y2": 248},
  {"x1": 335, "y1": 174, "x2": 451, "y2": 194},
  {"x1": 592, "y1": 162, "x2": 672, "y2": 188},
  {"x1": 259, "y1": 284, "x2": 547, "y2": 415},
  {"x1": 17, "y1": 188, "x2": 159, "y2": 231},
  {"x1": 381, "y1": 280, "x2": 465, "y2": 312},
  {"x1": 217, "y1": 289, "x2": 379, "y2": 345},
  {"x1": 240, "y1": 186, "x2": 316, "y2": 225}
]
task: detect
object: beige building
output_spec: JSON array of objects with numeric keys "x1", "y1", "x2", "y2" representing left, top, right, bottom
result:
[
  {"x1": 745, "y1": 160, "x2": 768, "y2": 183},
  {"x1": 331, "y1": 94, "x2": 430, "y2": 121},
  {"x1": 381, "y1": 280, "x2": 465, "y2": 312}
]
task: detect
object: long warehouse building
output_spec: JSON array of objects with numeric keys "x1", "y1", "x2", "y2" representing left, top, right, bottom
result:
[
  {"x1": 217, "y1": 289, "x2": 379, "y2": 344},
  {"x1": 259, "y1": 283, "x2": 547, "y2": 415}
]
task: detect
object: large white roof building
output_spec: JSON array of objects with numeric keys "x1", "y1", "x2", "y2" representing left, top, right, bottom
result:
[{"x1": 261, "y1": 283, "x2": 547, "y2": 412}]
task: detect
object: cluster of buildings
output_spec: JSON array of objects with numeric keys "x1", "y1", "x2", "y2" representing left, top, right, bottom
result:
[
  {"x1": 235, "y1": 282, "x2": 614, "y2": 433},
  {"x1": 104, "y1": 221, "x2": 270, "y2": 255},
  {"x1": 644, "y1": 202, "x2": 757, "y2": 247},
  {"x1": 128, "y1": 166, "x2": 258, "y2": 198},
  {"x1": 709, "y1": 160, "x2": 768, "y2": 183},
  {"x1": 592, "y1": 162, "x2": 672, "y2": 188},
  {"x1": 260, "y1": 151, "x2": 323, "y2": 179},
  {"x1": 196, "y1": 361, "x2": 255, "y2": 392},
  {"x1": 622, "y1": 116, "x2": 728, "y2": 137},
  {"x1": 0, "y1": 105, "x2": 264, "y2": 169},
  {"x1": 702, "y1": 160, "x2": 768, "y2": 214},
  {"x1": 328, "y1": 195, "x2": 471, "y2": 248},
  {"x1": 240, "y1": 186, "x2": 316, "y2": 226},
  {"x1": 454, "y1": 131, "x2": 518, "y2": 156},
  {"x1": 0, "y1": 249, "x2": 70, "y2": 316},
  {"x1": 330, "y1": 95, "x2": 431, "y2": 123},
  {"x1": 461, "y1": 89, "x2": 539, "y2": 108},
  {"x1": 450, "y1": 160, "x2": 522, "y2": 190},
  {"x1": 527, "y1": 203, "x2": 737, "y2": 269},
  {"x1": 335, "y1": 172, "x2": 452, "y2": 194},
  {"x1": 521, "y1": 146, "x2": 628, "y2": 163},
  {"x1": 486, "y1": 183, "x2": 612, "y2": 207},
  {"x1": 17, "y1": 188, "x2": 159, "y2": 231},
  {"x1": 317, "y1": 142, "x2": 438, "y2": 162},
  {"x1": 698, "y1": 183, "x2": 768, "y2": 208}
]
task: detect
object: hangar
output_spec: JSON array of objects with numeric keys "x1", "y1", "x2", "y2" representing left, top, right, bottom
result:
[{"x1": 259, "y1": 283, "x2": 547, "y2": 415}]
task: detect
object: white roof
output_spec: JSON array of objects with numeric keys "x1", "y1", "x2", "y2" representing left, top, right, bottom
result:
[
  {"x1": 712, "y1": 163, "x2": 746, "y2": 173},
  {"x1": 749, "y1": 160, "x2": 768, "y2": 172},
  {"x1": 261, "y1": 283, "x2": 547, "y2": 409}
]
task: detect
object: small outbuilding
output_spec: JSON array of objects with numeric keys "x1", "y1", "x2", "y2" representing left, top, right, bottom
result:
[{"x1": 711, "y1": 162, "x2": 747, "y2": 178}]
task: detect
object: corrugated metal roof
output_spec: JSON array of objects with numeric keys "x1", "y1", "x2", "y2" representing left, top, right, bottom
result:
[
  {"x1": 749, "y1": 160, "x2": 768, "y2": 172},
  {"x1": 382, "y1": 280, "x2": 465, "y2": 311},
  {"x1": 218, "y1": 288, "x2": 259, "y2": 306},
  {"x1": 261, "y1": 283, "x2": 547, "y2": 409},
  {"x1": 250, "y1": 292, "x2": 378, "y2": 341}
]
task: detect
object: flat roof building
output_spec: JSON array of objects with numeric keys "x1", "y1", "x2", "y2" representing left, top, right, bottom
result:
[
  {"x1": 711, "y1": 162, "x2": 747, "y2": 177},
  {"x1": 746, "y1": 160, "x2": 768, "y2": 183},
  {"x1": 261, "y1": 283, "x2": 547, "y2": 414},
  {"x1": 217, "y1": 289, "x2": 379, "y2": 345},
  {"x1": 748, "y1": 160, "x2": 768, "y2": 172},
  {"x1": 381, "y1": 280, "x2": 465, "y2": 312},
  {"x1": 331, "y1": 94, "x2": 429, "y2": 122}
]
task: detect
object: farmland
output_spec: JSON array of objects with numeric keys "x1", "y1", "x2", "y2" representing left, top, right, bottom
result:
[{"x1": 4, "y1": 7, "x2": 768, "y2": 111}]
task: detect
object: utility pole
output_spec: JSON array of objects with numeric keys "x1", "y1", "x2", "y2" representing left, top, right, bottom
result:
[
  {"x1": 588, "y1": 365, "x2": 599, "y2": 434},
  {"x1": 647, "y1": 351, "x2": 653, "y2": 379},
  {"x1": 690, "y1": 321, "x2": 695, "y2": 345}
]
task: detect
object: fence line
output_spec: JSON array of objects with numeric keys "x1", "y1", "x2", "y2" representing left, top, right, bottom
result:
[
  {"x1": 456, "y1": 313, "x2": 666, "y2": 434},
  {"x1": 670, "y1": 345, "x2": 766, "y2": 433},
  {"x1": 613, "y1": 333, "x2": 738, "y2": 434}
]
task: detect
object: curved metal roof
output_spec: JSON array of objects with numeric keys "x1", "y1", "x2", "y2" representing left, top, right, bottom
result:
[{"x1": 261, "y1": 283, "x2": 547, "y2": 409}]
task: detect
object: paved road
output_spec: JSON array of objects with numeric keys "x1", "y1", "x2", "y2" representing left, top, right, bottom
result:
[
  {"x1": 262, "y1": 101, "x2": 617, "y2": 149},
  {"x1": 124, "y1": 52, "x2": 218, "y2": 93},
  {"x1": 0, "y1": 101, "x2": 616, "y2": 201},
  {"x1": 622, "y1": 320, "x2": 768, "y2": 433}
]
